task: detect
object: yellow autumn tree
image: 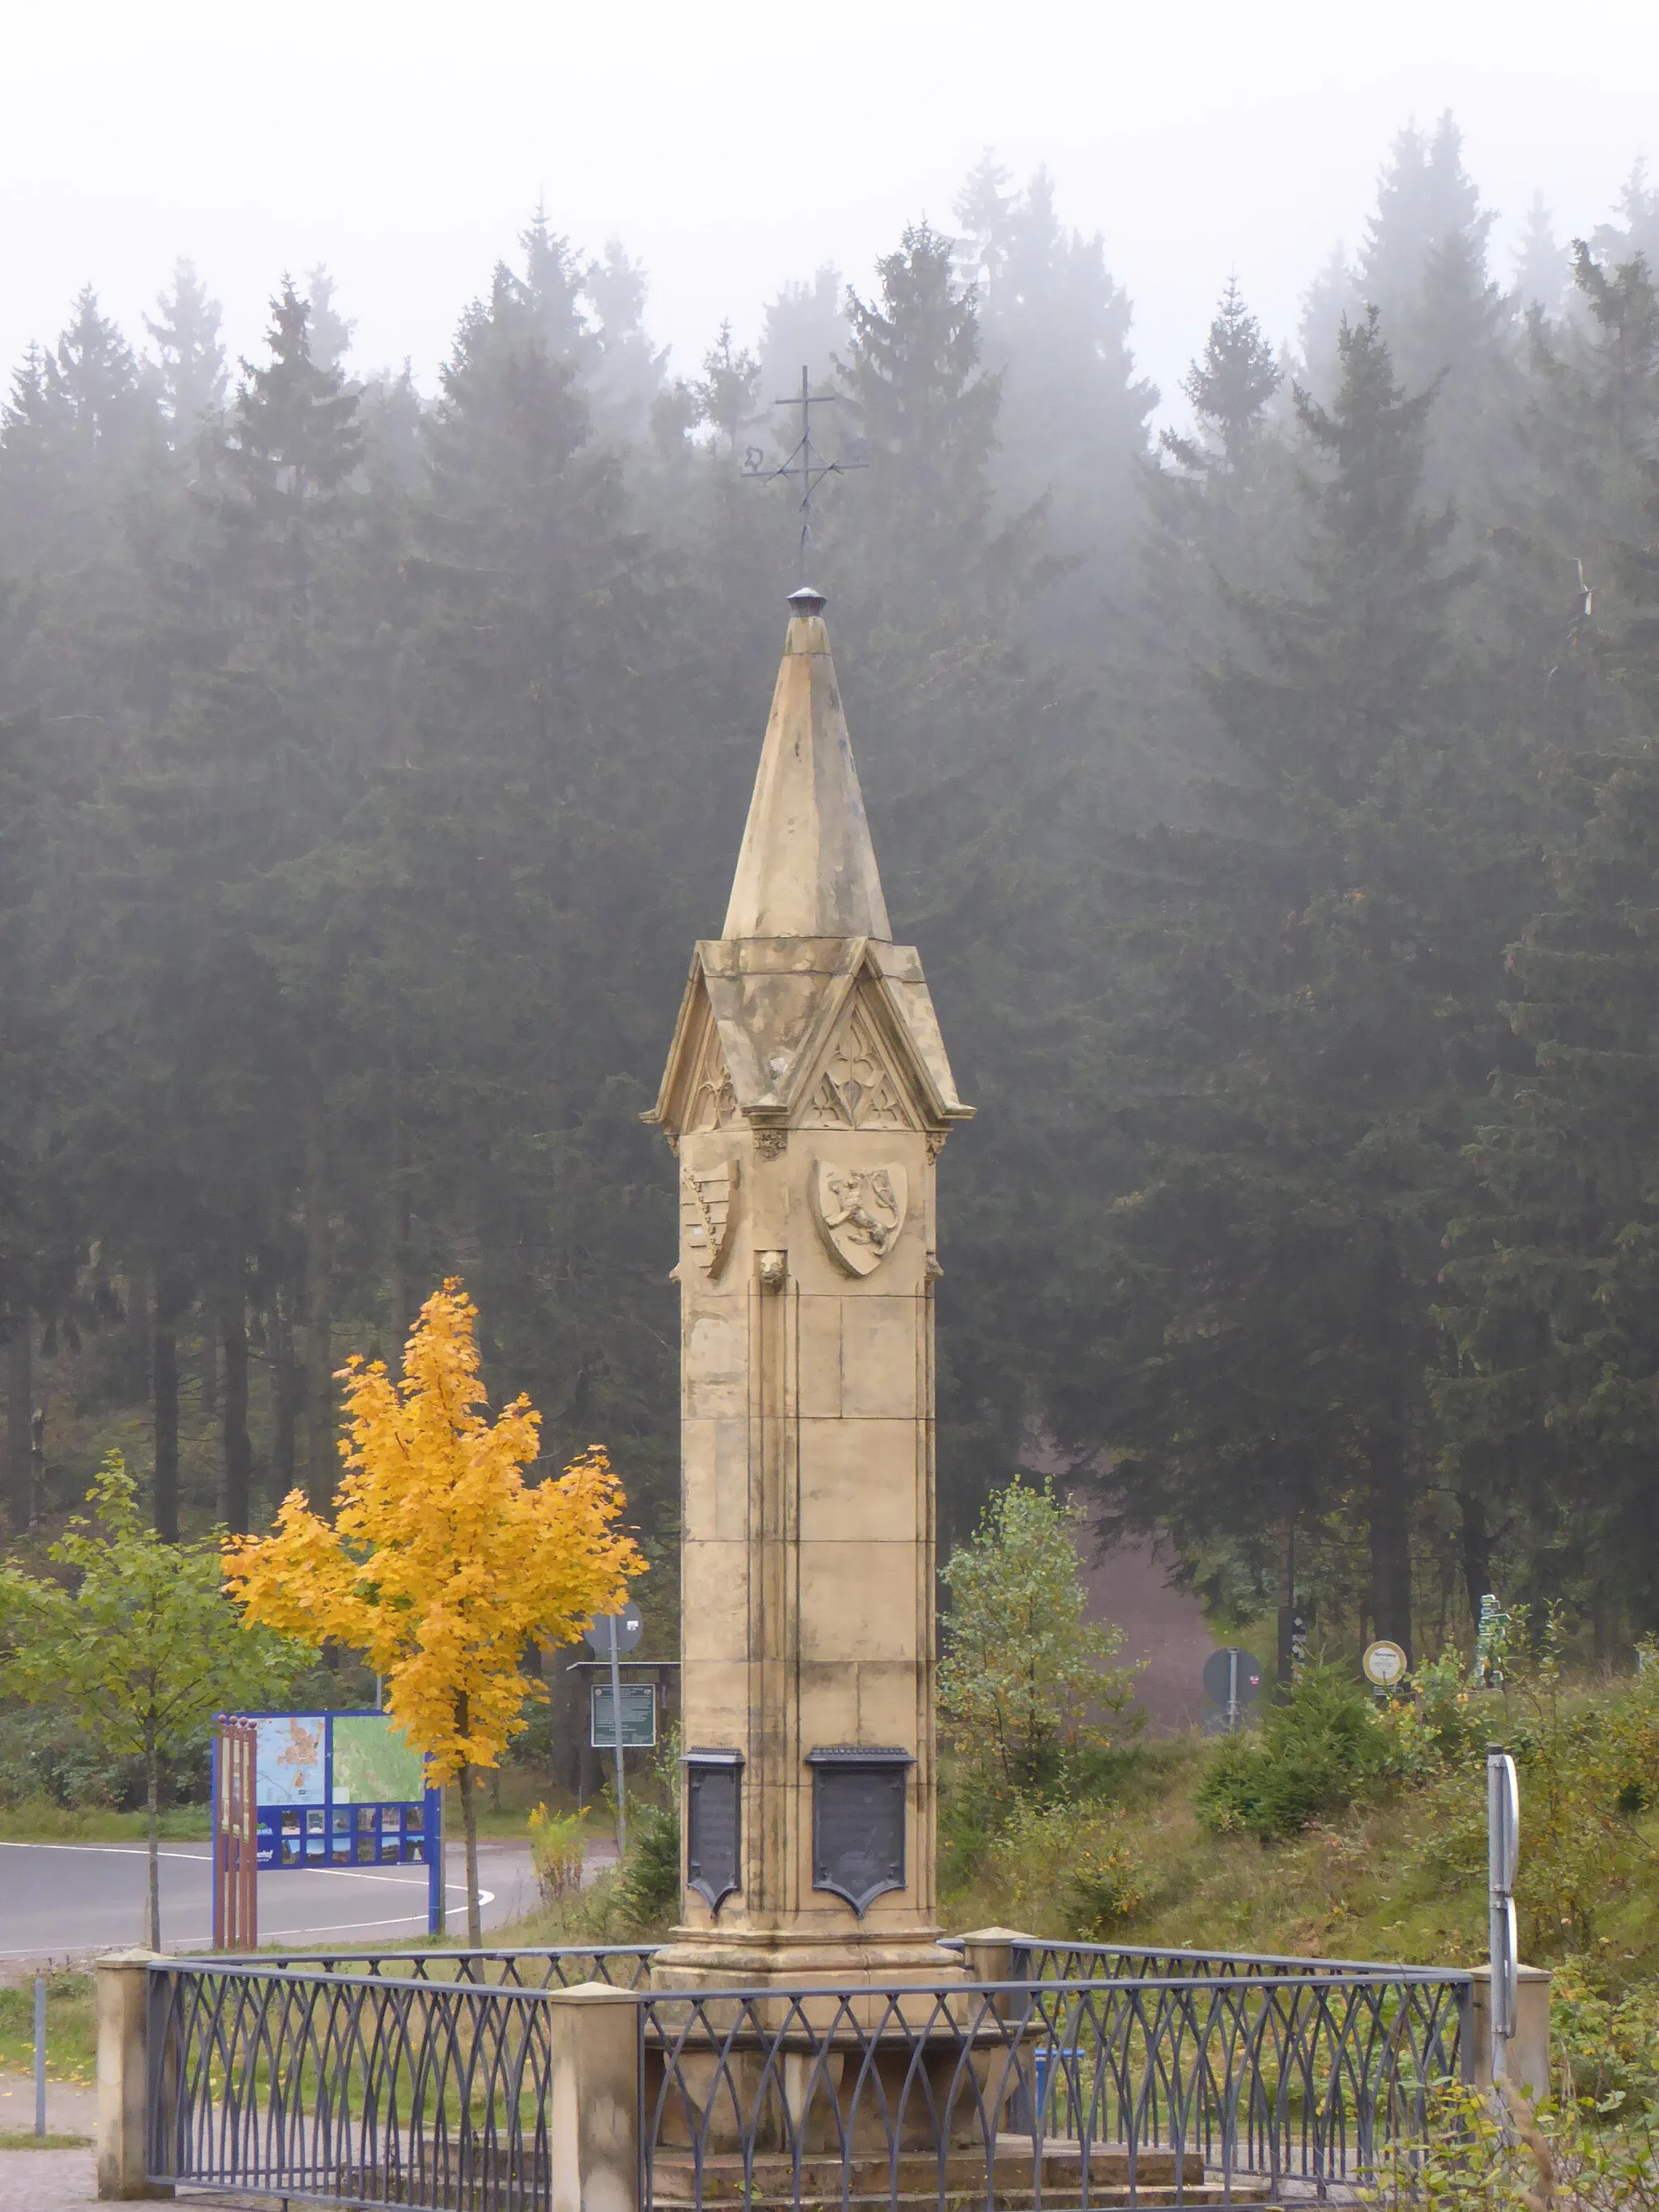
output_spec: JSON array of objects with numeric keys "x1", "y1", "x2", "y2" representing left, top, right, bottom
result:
[{"x1": 223, "y1": 1280, "x2": 644, "y2": 1943}]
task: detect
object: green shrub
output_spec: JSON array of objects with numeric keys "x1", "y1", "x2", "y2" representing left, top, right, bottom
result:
[
  {"x1": 986, "y1": 1796, "x2": 1147, "y2": 1937},
  {"x1": 1196, "y1": 1664, "x2": 1389, "y2": 1840},
  {"x1": 616, "y1": 1799, "x2": 680, "y2": 1936},
  {"x1": 527, "y1": 1802, "x2": 590, "y2": 1908}
]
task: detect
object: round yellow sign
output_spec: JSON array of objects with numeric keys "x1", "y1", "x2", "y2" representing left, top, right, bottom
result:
[{"x1": 1363, "y1": 1639, "x2": 1409, "y2": 1687}]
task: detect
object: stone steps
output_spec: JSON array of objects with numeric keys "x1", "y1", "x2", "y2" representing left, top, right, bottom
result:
[{"x1": 649, "y1": 2138, "x2": 1274, "y2": 2208}]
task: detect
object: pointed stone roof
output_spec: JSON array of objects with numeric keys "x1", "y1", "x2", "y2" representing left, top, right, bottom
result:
[
  {"x1": 722, "y1": 588, "x2": 892, "y2": 941},
  {"x1": 649, "y1": 591, "x2": 971, "y2": 1138}
]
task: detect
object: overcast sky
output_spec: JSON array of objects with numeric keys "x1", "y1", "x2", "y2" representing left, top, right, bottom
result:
[{"x1": 3, "y1": 0, "x2": 1656, "y2": 421}]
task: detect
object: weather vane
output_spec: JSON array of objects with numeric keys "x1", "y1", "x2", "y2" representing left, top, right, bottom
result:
[{"x1": 743, "y1": 366, "x2": 866, "y2": 578}]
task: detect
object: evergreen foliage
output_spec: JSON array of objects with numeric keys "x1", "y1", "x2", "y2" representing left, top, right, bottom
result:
[{"x1": 2, "y1": 125, "x2": 1659, "y2": 1722}]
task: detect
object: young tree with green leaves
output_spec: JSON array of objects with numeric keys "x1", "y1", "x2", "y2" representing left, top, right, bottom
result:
[
  {"x1": 0, "y1": 1455, "x2": 298, "y2": 1946},
  {"x1": 939, "y1": 1477, "x2": 1135, "y2": 1802}
]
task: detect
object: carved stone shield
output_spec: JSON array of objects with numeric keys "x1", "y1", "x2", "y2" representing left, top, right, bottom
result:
[
  {"x1": 809, "y1": 1159, "x2": 907, "y2": 1276},
  {"x1": 681, "y1": 1157, "x2": 740, "y2": 1276}
]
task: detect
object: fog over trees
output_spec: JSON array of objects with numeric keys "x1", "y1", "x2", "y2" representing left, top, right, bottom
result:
[{"x1": 3, "y1": 115, "x2": 1659, "y2": 1664}]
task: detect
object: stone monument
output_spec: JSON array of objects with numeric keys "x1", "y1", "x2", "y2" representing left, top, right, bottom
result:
[{"x1": 646, "y1": 586, "x2": 973, "y2": 1989}]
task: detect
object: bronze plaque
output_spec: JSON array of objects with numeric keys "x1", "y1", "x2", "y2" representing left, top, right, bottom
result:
[
  {"x1": 807, "y1": 1746, "x2": 912, "y2": 1916},
  {"x1": 684, "y1": 1750, "x2": 742, "y2": 1913}
]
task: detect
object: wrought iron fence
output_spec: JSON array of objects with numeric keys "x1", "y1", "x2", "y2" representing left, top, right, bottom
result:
[
  {"x1": 643, "y1": 1972, "x2": 1468, "y2": 2208},
  {"x1": 220, "y1": 1944, "x2": 656, "y2": 1988},
  {"x1": 1013, "y1": 1938, "x2": 1444, "y2": 1984},
  {"x1": 148, "y1": 1955, "x2": 1469, "y2": 2209}
]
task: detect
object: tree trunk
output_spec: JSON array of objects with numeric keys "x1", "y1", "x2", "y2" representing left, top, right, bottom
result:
[
  {"x1": 6, "y1": 1313, "x2": 31, "y2": 1536},
  {"x1": 390, "y1": 1036, "x2": 417, "y2": 1362},
  {"x1": 1456, "y1": 1491, "x2": 1491, "y2": 1636},
  {"x1": 303, "y1": 1080, "x2": 334, "y2": 1511},
  {"x1": 457, "y1": 1694, "x2": 483, "y2": 1948},
  {"x1": 152, "y1": 1284, "x2": 182, "y2": 1543},
  {"x1": 1368, "y1": 1453, "x2": 1413, "y2": 1663},
  {"x1": 272, "y1": 1298, "x2": 297, "y2": 1496},
  {"x1": 126, "y1": 1262, "x2": 151, "y2": 1399},
  {"x1": 146, "y1": 1741, "x2": 163, "y2": 1952},
  {"x1": 220, "y1": 1264, "x2": 252, "y2": 1534}
]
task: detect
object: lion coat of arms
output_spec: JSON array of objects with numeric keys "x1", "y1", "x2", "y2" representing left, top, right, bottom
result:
[{"x1": 809, "y1": 1160, "x2": 908, "y2": 1276}]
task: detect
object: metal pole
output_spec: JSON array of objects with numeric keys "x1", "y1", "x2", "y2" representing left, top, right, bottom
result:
[
  {"x1": 1487, "y1": 1745, "x2": 1519, "y2": 2086},
  {"x1": 607, "y1": 1620, "x2": 628, "y2": 1856},
  {"x1": 33, "y1": 1975, "x2": 45, "y2": 2137},
  {"x1": 426, "y1": 1782, "x2": 444, "y2": 1937},
  {"x1": 1227, "y1": 1647, "x2": 1240, "y2": 1735}
]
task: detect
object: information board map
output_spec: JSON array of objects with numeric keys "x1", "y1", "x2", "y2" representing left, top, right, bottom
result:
[{"x1": 244, "y1": 1711, "x2": 436, "y2": 1869}]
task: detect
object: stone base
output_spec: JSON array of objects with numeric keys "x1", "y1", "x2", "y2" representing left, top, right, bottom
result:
[{"x1": 649, "y1": 1924, "x2": 964, "y2": 1992}]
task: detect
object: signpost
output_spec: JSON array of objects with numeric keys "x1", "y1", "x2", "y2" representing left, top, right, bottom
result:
[
  {"x1": 211, "y1": 1716, "x2": 259, "y2": 1951},
  {"x1": 1487, "y1": 1745, "x2": 1520, "y2": 2085},
  {"x1": 1201, "y1": 1647, "x2": 1263, "y2": 1735},
  {"x1": 211, "y1": 1709, "x2": 444, "y2": 1945},
  {"x1": 1363, "y1": 1639, "x2": 1409, "y2": 1691},
  {"x1": 591, "y1": 1680, "x2": 657, "y2": 1750},
  {"x1": 585, "y1": 1605, "x2": 643, "y2": 1855}
]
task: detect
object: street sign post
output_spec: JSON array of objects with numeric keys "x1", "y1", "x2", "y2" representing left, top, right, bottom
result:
[
  {"x1": 585, "y1": 1605, "x2": 644, "y2": 1855},
  {"x1": 1363, "y1": 1639, "x2": 1409, "y2": 1690},
  {"x1": 1201, "y1": 1647, "x2": 1263, "y2": 1734},
  {"x1": 1487, "y1": 1745, "x2": 1520, "y2": 2084}
]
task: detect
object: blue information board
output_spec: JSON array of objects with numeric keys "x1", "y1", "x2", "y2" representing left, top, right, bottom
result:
[{"x1": 215, "y1": 1709, "x2": 446, "y2": 1937}]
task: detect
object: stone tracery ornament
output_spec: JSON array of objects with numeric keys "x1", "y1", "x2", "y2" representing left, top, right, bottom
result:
[
  {"x1": 809, "y1": 1159, "x2": 908, "y2": 1276},
  {"x1": 804, "y1": 1000, "x2": 912, "y2": 1132},
  {"x1": 689, "y1": 1029, "x2": 740, "y2": 1132},
  {"x1": 680, "y1": 1157, "x2": 740, "y2": 1276}
]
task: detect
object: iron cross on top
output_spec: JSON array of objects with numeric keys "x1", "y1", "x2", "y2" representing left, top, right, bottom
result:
[{"x1": 743, "y1": 366, "x2": 866, "y2": 575}]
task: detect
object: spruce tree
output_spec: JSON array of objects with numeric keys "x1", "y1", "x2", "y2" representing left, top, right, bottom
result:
[
  {"x1": 144, "y1": 259, "x2": 228, "y2": 430},
  {"x1": 1054, "y1": 313, "x2": 1525, "y2": 1656}
]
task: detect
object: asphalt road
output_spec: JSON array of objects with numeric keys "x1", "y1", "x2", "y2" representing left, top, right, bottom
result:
[{"x1": 0, "y1": 1838, "x2": 538, "y2": 1961}]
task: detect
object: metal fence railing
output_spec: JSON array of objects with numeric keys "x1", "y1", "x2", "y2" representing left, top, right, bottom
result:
[
  {"x1": 209, "y1": 1944, "x2": 657, "y2": 1988},
  {"x1": 1012, "y1": 1939, "x2": 1436, "y2": 1984},
  {"x1": 147, "y1": 1952, "x2": 1469, "y2": 2209}
]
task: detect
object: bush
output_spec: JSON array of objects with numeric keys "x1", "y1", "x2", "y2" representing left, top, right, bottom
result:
[
  {"x1": 986, "y1": 1796, "x2": 1147, "y2": 1937},
  {"x1": 527, "y1": 1802, "x2": 589, "y2": 1909},
  {"x1": 616, "y1": 1799, "x2": 680, "y2": 1935},
  {"x1": 1196, "y1": 1664, "x2": 1389, "y2": 1840},
  {"x1": 1366, "y1": 2080, "x2": 1659, "y2": 2211}
]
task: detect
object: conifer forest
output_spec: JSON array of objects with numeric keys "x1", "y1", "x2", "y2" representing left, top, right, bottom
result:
[{"x1": 3, "y1": 117, "x2": 1659, "y2": 1671}]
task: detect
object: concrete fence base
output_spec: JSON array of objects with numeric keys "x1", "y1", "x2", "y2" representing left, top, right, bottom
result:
[
  {"x1": 95, "y1": 1949, "x2": 171, "y2": 2201},
  {"x1": 1467, "y1": 1962, "x2": 1553, "y2": 2103}
]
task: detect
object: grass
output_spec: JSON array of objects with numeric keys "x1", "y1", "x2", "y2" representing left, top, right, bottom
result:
[
  {"x1": 941, "y1": 1728, "x2": 1659, "y2": 1982},
  {"x1": 0, "y1": 2129, "x2": 91, "y2": 2149},
  {"x1": 0, "y1": 1976, "x2": 96, "y2": 2086},
  {"x1": 0, "y1": 1800, "x2": 208, "y2": 1843}
]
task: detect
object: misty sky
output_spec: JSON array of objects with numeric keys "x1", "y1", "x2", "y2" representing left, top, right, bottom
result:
[{"x1": 5, "y1": 0, "x2": 1658, "y2": 420}]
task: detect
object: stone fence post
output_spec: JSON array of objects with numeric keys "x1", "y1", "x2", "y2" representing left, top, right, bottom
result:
[
  {"x1": 1467, "y1": 1963, "x2": 1552, "y2": 2102},
  {"x1": 955, "y1": 1927, "x2": 1031, "y2": 1999},
  {"x1": 96, "y1": 1948, "x2": 170, "y2": 2200},
  {"x1": 548, "y1": 1981, "x2": 639, "y2": 2212}
]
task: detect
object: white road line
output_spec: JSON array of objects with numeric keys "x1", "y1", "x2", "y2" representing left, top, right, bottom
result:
[
  {"x1": 0, "y1": 1840, "x2": 207, "y2": 1862},
  {"x1": 0, "y1": 1882, "x2": 497, "y2": 1957}
]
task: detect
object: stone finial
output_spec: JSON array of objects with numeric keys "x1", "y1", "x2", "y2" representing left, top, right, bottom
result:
[{"x1": 720, "y1": 592, "x2": 891, "y2": 941}]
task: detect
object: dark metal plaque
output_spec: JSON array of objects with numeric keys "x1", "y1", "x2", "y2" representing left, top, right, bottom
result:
[
  {"x1": 683, "y1": 1750, "x2": 742, "y2": 1914},
  {"x1": 807, "y1": 1746, "x2": 912, "y2": 1916}
]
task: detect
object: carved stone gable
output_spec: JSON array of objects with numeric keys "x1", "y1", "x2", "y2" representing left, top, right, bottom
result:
[{"x1": 800, "y1": 995, "x2": 915, "y2": 1132}]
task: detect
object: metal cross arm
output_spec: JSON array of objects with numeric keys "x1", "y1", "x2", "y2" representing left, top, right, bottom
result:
[{"x1": 743, "y1": 364, "x2": 866, "y2": 576}]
